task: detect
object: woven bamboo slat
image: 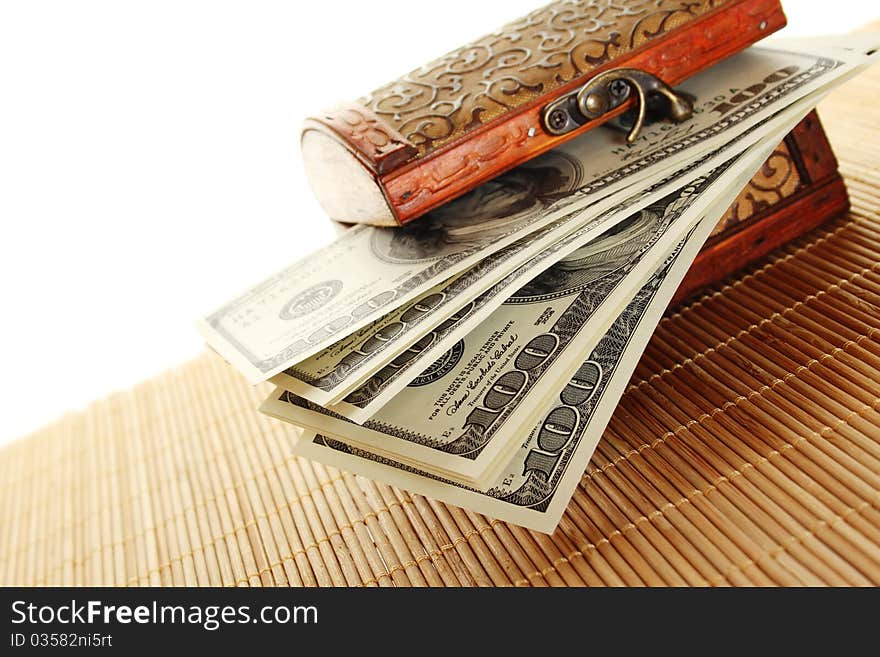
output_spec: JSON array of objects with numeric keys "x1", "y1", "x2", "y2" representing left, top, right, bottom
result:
[{"x1": 2, "y1": 35, "x2": 879, "y2": 587}]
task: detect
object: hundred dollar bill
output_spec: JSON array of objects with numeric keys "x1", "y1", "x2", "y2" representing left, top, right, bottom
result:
[
  {"x1": 260, "y1": 135, "x2": 774, "y2": 485},
  {"x1": 273, "y1": 127, "x2": 798, "y2": 531},
  {"x1": 285, "y1": 207, "x2": 729, "y2": 533},
  {"x1": 199, "y1": 38, "x2": 878, "y2": 384}
]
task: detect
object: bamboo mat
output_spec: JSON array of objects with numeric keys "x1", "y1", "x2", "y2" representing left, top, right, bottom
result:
[{"x1": 3, "y1": 57, "x2": 880, "y2": 589}]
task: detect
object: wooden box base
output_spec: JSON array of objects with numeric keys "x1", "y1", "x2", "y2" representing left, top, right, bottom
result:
[{"x1": 672, "y1": 110, "x2": 848, "y2": 304}]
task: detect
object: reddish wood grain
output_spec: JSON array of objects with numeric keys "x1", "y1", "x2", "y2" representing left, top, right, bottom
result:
[
  {"x1": 787, "y1": 110, "x2": 840, "y2": 184},
  {"x1": 670, "y1": 175, "x2": 850, "y2": 306},
  {"x1": 668, "y1": 109, "x2": 849, "y2": 305}
]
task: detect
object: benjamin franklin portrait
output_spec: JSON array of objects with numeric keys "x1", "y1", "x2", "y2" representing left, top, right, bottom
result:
[
  {"x1": 369, "y1": 150, "x2": 584, "y2": 264},
  {"x1": 509, "y1": 201, "x2": 669, "y2": 303}
]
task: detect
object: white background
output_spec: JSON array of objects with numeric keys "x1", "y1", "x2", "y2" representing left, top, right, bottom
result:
[{"x1": 0, "y1": 1, "x2": 877, "y2": 448}]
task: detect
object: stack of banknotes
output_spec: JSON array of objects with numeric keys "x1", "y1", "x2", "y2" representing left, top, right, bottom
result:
[{"x1": 200, "y1": 36, "x2": 879, "y2": 532}]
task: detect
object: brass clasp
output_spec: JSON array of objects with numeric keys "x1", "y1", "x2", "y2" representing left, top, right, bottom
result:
[{"x1": 542, "y1": 68, "x2": 694, "y2": 143}]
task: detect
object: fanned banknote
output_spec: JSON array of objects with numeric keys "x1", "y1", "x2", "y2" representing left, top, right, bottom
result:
[
  {"x1": 260, "y1": 132, "x2": 783, "y2": 485},
  {"x1": 269, "y1": 130, "x2": 791, "y2": 531}
]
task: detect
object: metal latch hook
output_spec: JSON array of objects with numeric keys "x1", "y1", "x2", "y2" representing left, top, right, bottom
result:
[{"x1": 542, "y1": 68, "x2": 694, "y2": 143}]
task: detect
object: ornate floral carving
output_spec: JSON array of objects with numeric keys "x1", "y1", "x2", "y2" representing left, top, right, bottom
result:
[
  {"x1": 712, "y1": 141, "x2": 804, "y2": 237},
  {"x1": 361, "y1": 0, "x2": 730, "y2": 155}
]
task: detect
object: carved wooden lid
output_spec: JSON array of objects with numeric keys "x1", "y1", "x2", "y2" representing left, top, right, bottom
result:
[
  {"x1": 359, "y1": 0, "x2": 733, "y2": 158},
  {"x1": 302, "y1": 0, "x2": 785, "y2": 226}
]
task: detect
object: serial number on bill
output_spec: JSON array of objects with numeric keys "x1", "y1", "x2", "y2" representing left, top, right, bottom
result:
[{"x1": 10, "y1": 632, "x2": 113, "y2": 648}]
